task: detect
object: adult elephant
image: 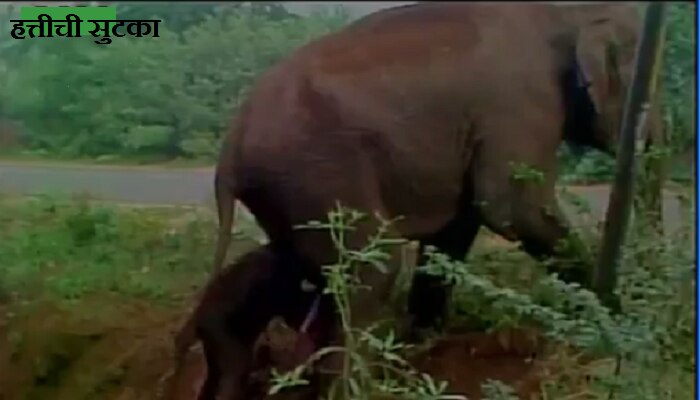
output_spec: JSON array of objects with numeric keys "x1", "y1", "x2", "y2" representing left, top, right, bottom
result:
[{"x1": 211, "y1": 2, "x2": 644, "y2": 346}]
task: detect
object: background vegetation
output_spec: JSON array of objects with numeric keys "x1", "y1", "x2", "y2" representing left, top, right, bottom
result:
[
  {"x1": 0, "y1": 189, "x2": 693, "y2": 399},
  {"x1": 558, "y1": 2, "x2": 695, "y2": 184},
  {"x1": 0, "y1": 3, "x2": 694, "y2": 399},
  {"x1": 0, "y1": 3, "x2": 695, "y2": 182},
  {"x1": 0, "y1": 3, "x2": 347, "y2": 162}
]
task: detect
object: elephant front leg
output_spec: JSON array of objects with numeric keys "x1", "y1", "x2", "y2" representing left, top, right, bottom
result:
[
  {"x1": 482, "y1": 191, "x2": 592, "y2": 289},
  {"x1": 197, "y1": 317, "x2": 254, "y2": 400},
  {"x1": 472, "y1": 153, "x2": 593, "y2": 291},
  {"x1": 512, "y1": 203, "x2": 592, "y2": 287},
  {"x1": 470, "y1": 116, "x2": 621, "y2": 309},
  {"x1": 504, "y1": 205, "x2": 622, "y2": 312},
  {"x1": 478, "y1": 192, "x2": 593, "y2": 289}
]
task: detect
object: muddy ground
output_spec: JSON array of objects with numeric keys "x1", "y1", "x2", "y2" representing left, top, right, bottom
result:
[
  {"x1": 0, "y1": 300, "x2": 565, "y2": 400},
  {"x1": 164, "y1": 327, "x2": 555, "y2": 400},
  {"x1": 0, "y1": 234, "x2": 599, "y2": 400}
]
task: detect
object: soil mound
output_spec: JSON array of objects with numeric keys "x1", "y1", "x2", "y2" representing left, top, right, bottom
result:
[
  {"x1": 2, "y1": 299, "x2": 559, "y2": 400},
  {"x1": 0, "y1": 297, "x2": 183, "y2": 400},
  {"x1": 164, "y1": 322, "x2": 550, "y2": 400},
  {"x1": 409, "y1": 329, "x2": 547, "y2": 399}
]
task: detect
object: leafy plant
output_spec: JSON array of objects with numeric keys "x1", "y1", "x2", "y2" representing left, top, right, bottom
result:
[
  {"x1": 0, "y1": 3, "x2": 692, "y2": 181},
  {"x1": 0, "y1": 4, "x2": 348, "y2": 160},
  {"x1": 266, "y1": 199, "x2": 695, "y2": 400},
  {"x1": 0, "y1": 185, "x2": 692, "y2": 399},
  {"x1": 269, "y1": 204, "x2": 465, "y2": 400},
  {"x1": 0, "y1": 195, "x2": 222, "y2": 301},
  {"x1": 509, "y1": 162, "x2": 546, "y2": 184}
]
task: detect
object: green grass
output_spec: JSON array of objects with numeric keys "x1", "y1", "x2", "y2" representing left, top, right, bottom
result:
[
  {"x1": 0, "y1": 194, "x2": 261, "y2": 305},
  {"x1": 0, "y1": 195, "x2": 693, "y2": 399},
  {"x1": 266, "y1": 203, "x2": 694, "y2": 400}
]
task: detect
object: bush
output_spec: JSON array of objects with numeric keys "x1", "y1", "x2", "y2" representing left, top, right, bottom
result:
[
  {"x1": 561, "y1": 3, "x2": 696, "y2": 184},
  {"x1": 0, "y1": 4, "x2": 347, "y2": 159},
  {"x1": 662, "y1": 2, "x2": 695, "y2": 152},
  {"x1": 0, "y1": 3, "x2": 693, "y2": 181},
  {"x1": 269, "y1": 202, "x2": 693, "y2": 399},
  {"x1": 0, "y1": 193, "x2": 692, "y2": 398},
  {"x1": 0, "y1": 195, "x2": 217, "y2": 300}
]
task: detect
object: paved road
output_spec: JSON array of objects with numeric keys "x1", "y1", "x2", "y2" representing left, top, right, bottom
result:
[
  {"x1": 0, "y1": 162, "x2": 692, "y2": 233},
  {"x1": 0, "y1": 163, "x2": 214, "y2": 207}
]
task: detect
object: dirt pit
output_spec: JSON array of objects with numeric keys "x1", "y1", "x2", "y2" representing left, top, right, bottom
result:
[
  {"x1": 165, "y1": 320, "x2": 551, "y2": 400},
  {"x1": 409, "y1": 329, "x2": 548, "y2": 398},
  {"x1": 0, "y1": 297, "x2": 184, "y2": 400},
  {"x1": 1, "y1": 299, "x2": 563, "y2": 400}
]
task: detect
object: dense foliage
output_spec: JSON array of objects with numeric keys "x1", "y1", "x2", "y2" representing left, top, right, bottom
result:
[
  {"x1": 0, "y1": 4, "x2": 693, "y2": 397},
  {"x1": 0, "y1": 195, "x2": 693, "y2": 398},
  {"x1": 662, "y1": 2, "x2": 696, "y2": 152},
  {"x1": 561, "y1": 2, "x2": 696, "y2": 183},
  {"x1": 0, "y1": 3, "x2": 695, "y2": 178},
  {"x1": 0, "y1": 3, "x2": 347, "y2": 160}
]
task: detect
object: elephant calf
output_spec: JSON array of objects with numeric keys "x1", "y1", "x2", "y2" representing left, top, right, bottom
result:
[{"x1": 170, "y1": 245, "x2": 332, "y2": 400}]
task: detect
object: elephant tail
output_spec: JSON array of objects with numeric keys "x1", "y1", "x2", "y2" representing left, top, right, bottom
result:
[
  {"x1": 212, "y1": 103, "x2": 249, "y2": 274},
  {"x1": 212, "y1": 168, "x2": 238, "y2": 275}
]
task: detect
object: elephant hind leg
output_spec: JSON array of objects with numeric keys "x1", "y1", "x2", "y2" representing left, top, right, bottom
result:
[
  {"x1": 282, "y1": 140, "x2": 416, "y2": 391},
  {"x1": 409, "y1": 205, "x2": 481, "y2": 335},
  {"x1": 196, "y1": 334, "x2": 221, "y2": 400},
  {"x1": 195, "y1": 310, "x2": 257, "y2": 400},
  {"x1": 291, "y1": 199, "x2": 412, "y2": 397}
]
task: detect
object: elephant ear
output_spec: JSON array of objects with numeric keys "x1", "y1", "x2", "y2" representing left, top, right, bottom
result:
[{"x1": 574, "y1": 17, "x2": 625, "y2": 117}]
